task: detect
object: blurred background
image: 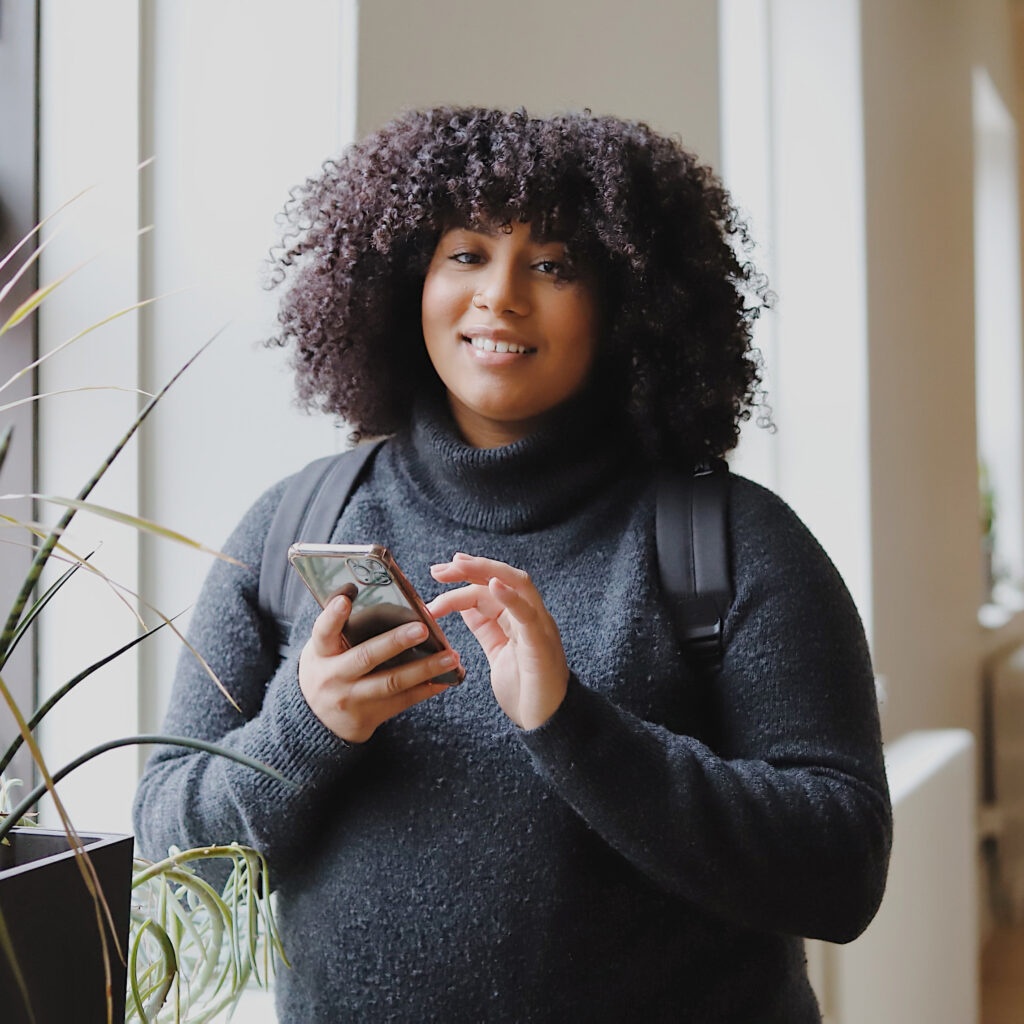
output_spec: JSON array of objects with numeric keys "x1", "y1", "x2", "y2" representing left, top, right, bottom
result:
[{"x1": 1, "y1": 1, "x2": 1023, "y2": 1020}]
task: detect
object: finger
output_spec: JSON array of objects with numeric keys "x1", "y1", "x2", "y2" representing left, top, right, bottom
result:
[
  {"x1": 429, "y1": 561, "x2": 475, "y2": 583},
  {"x1": 424, "y1": 589, "x2": 455, "y2": 617},
  {"x1": 459, "y1": 607, "x2": 509, "y2": 656},
  {"x1": 353, "y1": 648, "x2": 461, "y2": 701},
  {"x1": 309, "y1": 594, "x2": 353, "y2": 656},
  {"x1": 488, "y1": 576, "x2": 540, "y2": 623},
  {"x1": 338, "y1": 619, "x2": 431, "y2": 678},
  {"x1": 380, "y1": 678, "x2": 454, "y2": 717},
  {"x1": 432, "y1": 553, "x2": 534, "y2": 591},
  {"x1": 426, "y1": 584, "x2": 502, "y2": 620}
]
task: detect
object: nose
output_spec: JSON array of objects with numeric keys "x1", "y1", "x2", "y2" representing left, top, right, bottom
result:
[{"x1": 473, "y1": 258, "x2": 529, "y2": 317}]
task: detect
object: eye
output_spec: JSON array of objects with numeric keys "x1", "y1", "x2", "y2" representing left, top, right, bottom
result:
[
  {"x1": 534, "y1": 257, "x2": 575, "y2": 282},
  {"x1": 450, "y1": 251, "x2": 483, "y2": 265}
]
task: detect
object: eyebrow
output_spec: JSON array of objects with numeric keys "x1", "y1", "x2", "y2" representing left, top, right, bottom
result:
[
  {"x1": 445, "y1": 222, "x2": 566, "y2": 246},
  {"x1": 444, "y1": 222, "x2": 506, "y2": 239}
]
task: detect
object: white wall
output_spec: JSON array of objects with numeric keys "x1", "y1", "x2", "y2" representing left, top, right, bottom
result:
[
  {"x1": 355, "y1": 0, "x2": 721, "y2": 165},
  {"x1": 862, "y1": 0, "x2": 991, "y2": 741},
  {"x1": 821, "y1": 731, "x2": 979, "y2": 1024},
  {"x1": 974, "y1": 67, "x2": 1024, "y2": 592}
]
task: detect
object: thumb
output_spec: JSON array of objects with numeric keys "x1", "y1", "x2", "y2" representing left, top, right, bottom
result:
[{"x1": 310, "y1": 585, "x2": 357, "y2": 655}]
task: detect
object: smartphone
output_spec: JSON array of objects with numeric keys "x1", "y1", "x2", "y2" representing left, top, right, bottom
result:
[{"x1": 287, "y1": 543, "x2": 464, "y2": 686}]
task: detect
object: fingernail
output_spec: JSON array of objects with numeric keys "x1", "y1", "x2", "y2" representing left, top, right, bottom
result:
[
  {"x1": 438, "y1": 653, "x2": 456, "y2": 667},
  {"x1": 404, "y1": 622, "x2": 428, "y2": 641},
  {"x1": 329, "y1": 594, "x2": 350, "y2": 611}
]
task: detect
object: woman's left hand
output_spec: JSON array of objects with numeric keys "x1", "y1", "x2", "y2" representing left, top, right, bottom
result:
[{"x1": 426, "y1": 552, "x2": 569, "y2": 730}]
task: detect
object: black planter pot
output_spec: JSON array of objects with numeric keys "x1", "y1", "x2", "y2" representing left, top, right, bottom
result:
[{"x1": 0, "y1": 827, "x2": 134, "y2": 1024}]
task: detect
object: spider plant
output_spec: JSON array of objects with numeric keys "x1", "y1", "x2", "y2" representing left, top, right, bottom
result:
[
  {"x1": 128, "y1": 844, "x2": 287, "y2": 1023},
  {"x1": 0, "y1": 776, "x2": 36, "y2": 834},
  {"x1": 0, "y1": 197, "x2": 290, "y2": 1023}
]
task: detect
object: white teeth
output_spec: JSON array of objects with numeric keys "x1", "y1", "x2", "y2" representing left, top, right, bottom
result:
[{"x1": 466, "y1": 336, "x2": 529, "y2": 354}]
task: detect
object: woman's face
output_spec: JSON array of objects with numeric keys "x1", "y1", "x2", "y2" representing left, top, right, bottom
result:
[{"x1": 421, "y1": 221, "x2": 599, "y2": 448}]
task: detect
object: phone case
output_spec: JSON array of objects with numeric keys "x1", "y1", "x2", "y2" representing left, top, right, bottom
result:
[{"x1": 287, "y1": 543, "x2": 464, "y2": 686}]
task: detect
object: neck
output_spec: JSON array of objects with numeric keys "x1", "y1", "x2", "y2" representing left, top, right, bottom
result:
[{"x1": 446, "y1": 395, "x2": 547, "y2": 449}]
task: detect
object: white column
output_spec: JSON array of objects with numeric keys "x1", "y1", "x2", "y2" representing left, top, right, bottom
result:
[
  {"x1": 37, "y1": 0, "x2": 143, "y2": 832},
  {"x1": 719, "y1": 0, "x2": 779, "y2": 488},
  {"x1": 767, "y1": 0, "x2": 872, "y2": 631}
]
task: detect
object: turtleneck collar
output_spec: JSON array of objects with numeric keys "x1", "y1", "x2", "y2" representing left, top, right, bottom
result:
[{"x1": 390, "y1": 391, "x2": 631, "y2": 533}]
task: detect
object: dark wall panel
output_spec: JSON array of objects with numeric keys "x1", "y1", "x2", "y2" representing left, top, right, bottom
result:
[{"x1": 0, "y1": 0, "x2": 40, "y2": 793}]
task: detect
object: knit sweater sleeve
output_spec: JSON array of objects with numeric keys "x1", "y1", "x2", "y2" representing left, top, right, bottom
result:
[
  {"x1": 518, "y1": 477, "x2": 892, "y2": 944},
  {"x1": 131, "y1": 479, "x2": 362, "y2": 872}
]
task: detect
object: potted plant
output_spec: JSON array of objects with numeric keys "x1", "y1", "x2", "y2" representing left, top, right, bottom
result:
[
  {"x1": 0, "y1": 203, "x2": 288, "y2": 1022},
  {"x1": 1, "y1": 823, "x2": 135, "y2": 1023}
]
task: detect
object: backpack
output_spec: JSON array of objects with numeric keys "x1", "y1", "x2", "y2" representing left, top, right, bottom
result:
[{"x1": 257, "y1": 440, "x2": 732, "y2": 675}]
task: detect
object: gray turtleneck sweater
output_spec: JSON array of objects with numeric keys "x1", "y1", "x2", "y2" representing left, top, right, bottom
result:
[{"x1": 133, "y1": 400, "x2": 891, "y2": 1023}]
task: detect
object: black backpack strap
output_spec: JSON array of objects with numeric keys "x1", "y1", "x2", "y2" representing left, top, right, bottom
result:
[
  {"x1": 258, "y1": 439, "x2": 385, "y2": 654},
  {"x1": 656, "y1": 458, "x2": 733, "y2": 675}
]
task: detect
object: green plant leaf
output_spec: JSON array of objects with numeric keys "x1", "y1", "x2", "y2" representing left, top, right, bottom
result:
[
  {"x1": 128, "y1": 918, "x2": 177, "y2": 1021},
  {"x1": 0, "y1": 184, "x2": 92, "y2": 279},
  {"x1": 0, "y1": 228, "x2": 59, "y2": 312},
  {"x1": 0, "y1": 329, "x2": 222, "y2": 664},
  {"x1": 0, "y1": 224, "x2": 153, "y2": 338},
  {"x1": 0, "y1": 736, "x2": 294, "y2": 846},
  {"x1": 0, "y1": 512, "x2": 62, "y2": 535},
  {"x1": 0, "y1": 265, "x2": 79, "y2": 335},
  {"x1": 0, "y1": 291, "x2": 177, "y2": 399},
  {"x1": 0, "y1": 384, "x2": 155, "y2": 413},
  {"x1": 157, "y1": 867, "x2": 226, "y2": 997},
  {"x1": 0, "y1": 531, "x2": 242, "y2": 712},
  {"x1": 0, "y1": 425, "x2": 11, "y2": 476},
  {"x1": 4, "y1": 495, "x2": 244, "y2": 566},
  {"x1": 0, "y1": 558, "x2": 85, "y2": 674},
  {"x1": 0, "y1": 614, "x2": 175, "y2": 776},
  {"x1": 129, "y1": 845, "x2": 285, "y2": 1022}
]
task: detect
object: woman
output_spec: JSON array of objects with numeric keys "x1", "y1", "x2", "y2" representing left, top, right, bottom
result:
[{"x1": 134, "y1": 107, "x2": 891, "y2": 1022}]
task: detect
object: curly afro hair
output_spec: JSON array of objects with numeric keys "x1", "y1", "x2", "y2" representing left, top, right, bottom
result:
[{"x1": 267, "y1": 106, "x2": 771, "y2": 466}]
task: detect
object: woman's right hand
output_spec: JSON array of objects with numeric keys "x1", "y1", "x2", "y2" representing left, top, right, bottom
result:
[{"x1": 298, "y1": 593, "x2": 458, "y2": 743}]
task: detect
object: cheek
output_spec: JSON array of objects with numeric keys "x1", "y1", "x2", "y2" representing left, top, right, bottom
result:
[
  {"x1": 420, "y1": 279, "x2": 440, "y2": 336},
  {"x1": 421, "y1": 280, "x2": 466, "y2": 381},
  {"x1": 560, "y1": 297, "x2": 600, "y2": 375},
  {"x1": 422, "y1": 274, "x2": 468, "y2": 332}
]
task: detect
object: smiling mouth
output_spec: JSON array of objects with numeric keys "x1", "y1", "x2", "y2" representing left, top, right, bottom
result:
[{"x1": 462, "y1": 335, "x2": 535, "y2": 355}]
